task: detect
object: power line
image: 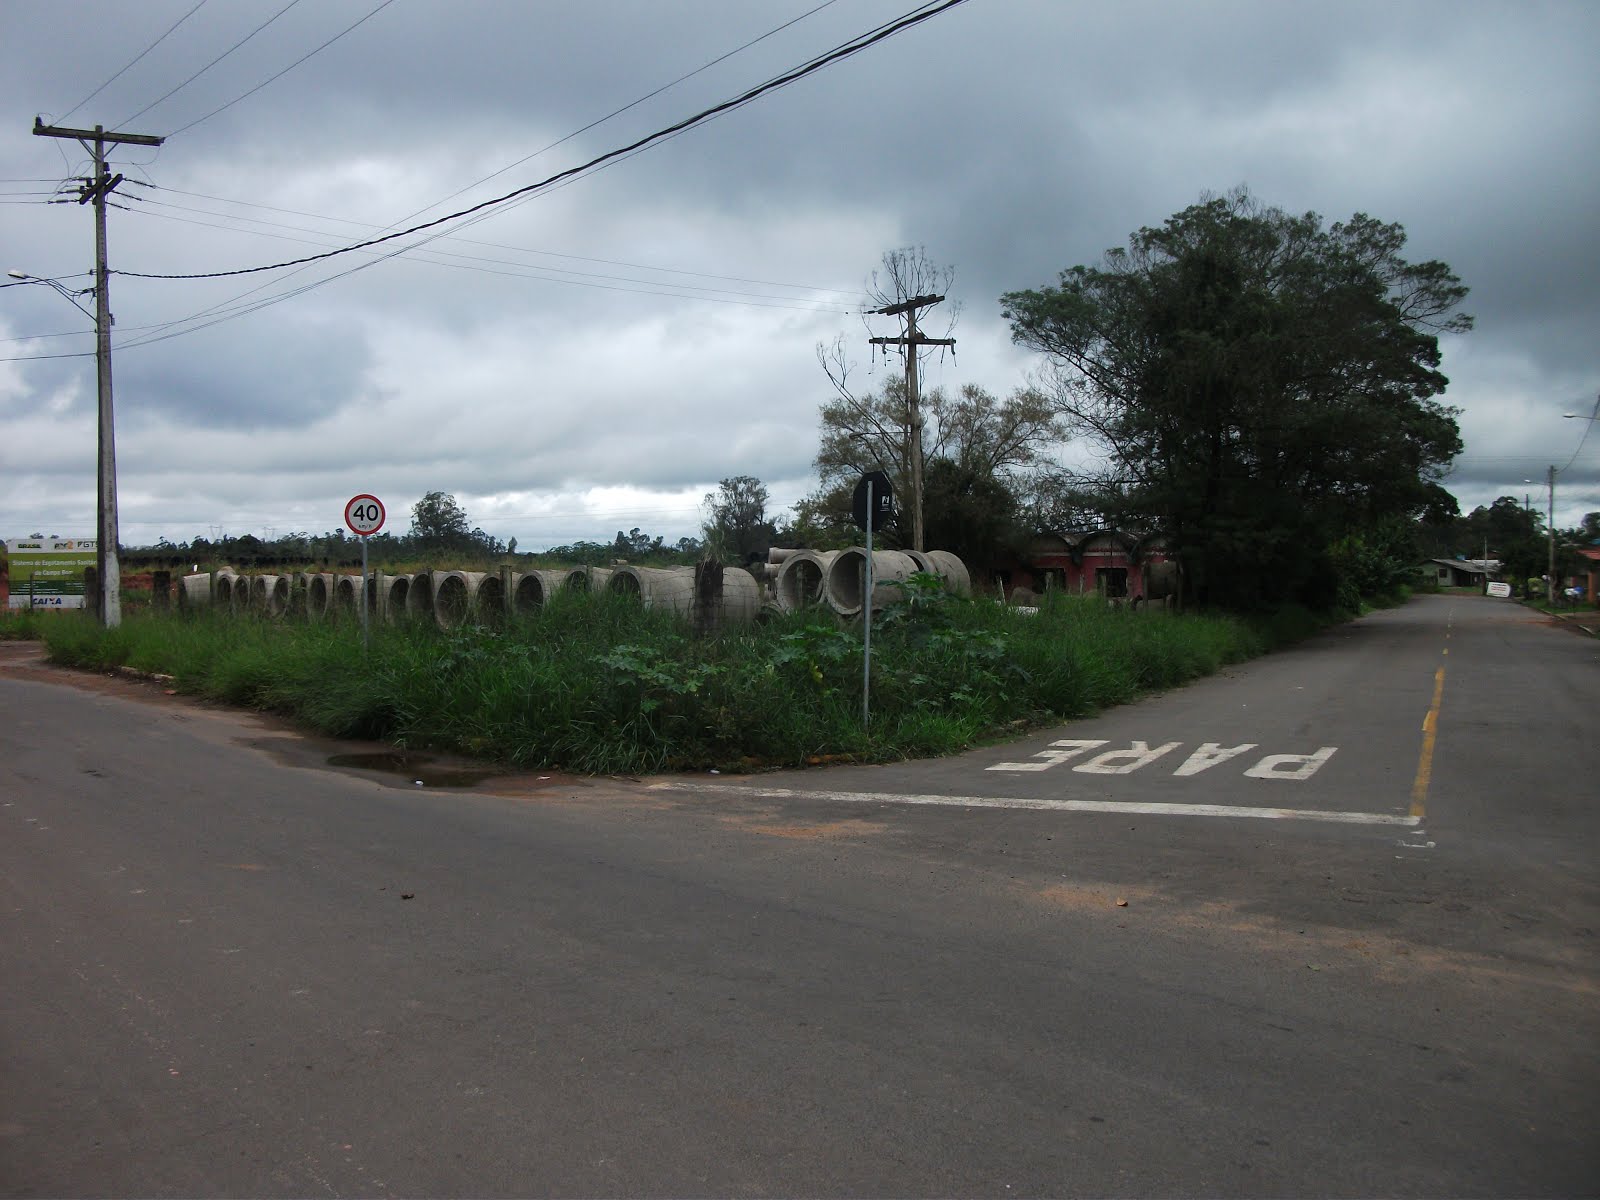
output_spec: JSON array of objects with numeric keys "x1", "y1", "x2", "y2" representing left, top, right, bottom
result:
[
  {"x1": 124, "y1": 184, "x2": 866, "y2": 299},
  {"x1": 166, "y1": 0, "x2": 399, "y2": 137},
  {"x1": 116, "y1": 0, "x2": 971, "y2": 283},
  {"x1": 402, "y1": 0, "x2": 842, "y2": 228},
  {"x1": 89, "y1": 2, "x2": 871, "y2": 351},
  {"x1": 56, "y1": 0, "x2": 209, "y2": 123},
  {"x1": 117, "y1": 0, "x2": 304, "y2": 128}
]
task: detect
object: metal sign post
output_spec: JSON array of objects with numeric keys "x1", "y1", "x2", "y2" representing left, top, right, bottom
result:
[
  {"x1": 851, "y1": 471, "x2": 895, "y2": 729},
  {"x1": 344, "y1": 494, "x2": 386, "y2": 653},
  {"x1": 863, "y1": 479, "x2": 874, "y2": 727}
]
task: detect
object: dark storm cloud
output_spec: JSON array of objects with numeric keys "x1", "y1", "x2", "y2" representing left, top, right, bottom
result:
[{"x1": 3, "y1": 0, "x2": 1598, "y2": 542}]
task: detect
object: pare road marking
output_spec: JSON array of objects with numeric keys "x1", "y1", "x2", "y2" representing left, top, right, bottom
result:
[{"x1": 986, "y1": 740, "x2": 1338, "y2": 781}]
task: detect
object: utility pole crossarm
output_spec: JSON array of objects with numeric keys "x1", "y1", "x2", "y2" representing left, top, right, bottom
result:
[
  {"x1": 871, "y1": 293, "x2": 945, "y2": 317},
  {"x1": 33, "y1": 118, "x2": 165, "y2": 147},
  {"x1": 869, "y1": 335, "x2": 957, "y2": 348}
]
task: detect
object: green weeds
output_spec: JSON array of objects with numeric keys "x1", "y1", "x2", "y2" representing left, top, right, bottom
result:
[{"x1": 38, "y1": 583, "x2": 1329, "y2": 774}]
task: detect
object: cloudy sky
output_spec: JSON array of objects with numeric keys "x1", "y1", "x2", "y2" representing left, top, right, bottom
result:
[{"x1": 2, "y1": 0, "x2": 1597, "y2": 551}]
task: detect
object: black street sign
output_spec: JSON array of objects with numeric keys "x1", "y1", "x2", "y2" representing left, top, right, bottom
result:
[{"x1": 852, "y1": 471, "x2": 895, "y2": 532}]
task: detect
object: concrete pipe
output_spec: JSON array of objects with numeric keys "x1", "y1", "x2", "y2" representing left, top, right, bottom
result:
[
  {"x1": 903, "y1": 550, "x2": 935, "y2": 575},
  {"x1": 213, "y1": 570, "x2": 241, "y2": 611},
  {"x1": 767, "y1": 547, "x2": 799, "y2": 566},
  {"x1": 1145, "y1": 560, "x2": 1179, "y2": 602},
  {"x1": 406, "y1": 571, "x2": 436, "y2": 624},
  {"x1": 177, "y1": 572, "x2": 212, "y2": 611},
  {"x1": 586, "y1": 566, "x2": 613, "y2": 593},
  {"x1": 925, "y1": 550, "x2": 972, "y2": 597},
  {"x1": 381, "y1": 573, "x2": 412, "y2": 622},
  {"x1": 607, "y1": 565, "x2": 695, "y2": 615},
  {"x1": 513, "y1": 571, "x2": 546, "y2": 614},
  {"x1": 433, "y1": 570, "x2": 486, "y2": 629},
  {"x1": 251, "y1": 574, "x2": 289, "y2": 616},
  {"x1": 306, "y1": 573, "x2": 336, "y2": 621},
  {"x1": 772, "y1": 550, "x2": 839, "y2": 612},
  {"x1": 333, "y1": 575, "x2": 362, "y2": 616},
  {"x1": 824, "y1": 548, "x2": 918, "y2": 618},
  {"x1": 690, "y1": 563, "x2": 763, "y2": 628},
  {"x1": 476, "y1": 572, "x2": 507, "y2": 623},
  {"x1": 511, "y1": 569, "x2": 561, "y2": 614},
  {"x1": 287, "y1": 572, "x2": 311, "y2": 619}
]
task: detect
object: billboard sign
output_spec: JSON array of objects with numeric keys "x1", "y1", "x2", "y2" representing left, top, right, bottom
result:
[{"x1": 4, "y1": 537, "x2": 97, "y2": 609}]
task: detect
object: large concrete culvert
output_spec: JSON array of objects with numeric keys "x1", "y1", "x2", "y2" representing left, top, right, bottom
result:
[
  {"x1": 925, "y1": 550, "x2": 972, "y2": 596},
  {"x1": 306, "y1": 573, "x2": 336, "y2": 621},
  {"x1": 475, "y1": 573, "x2": 506, "y2": 623},
  {"x1": 177, "y1": 572, "x2": 211, "y2": 611},
  {"x1": 509, "y1": 569, "x2": 576, "y2": 615},
  {"x1": 333, "y1": 575, "x2": 362, "y2": 616},
  {"x1": 606, "y1": 564, "x2": 761, "y2": 626},
  {"x1": 212, "y1": 569, "x2": 241, "y2": 610},
  {"x1": 250, "y1": 574, "x2": 289, "y2": 616},
  {"x1": 513, "y1": 572, "x2": 545, "y2": 614},
  {"x1": 824, "y1": 548, "x2": 918, "y2": 618},
  {"x1": 433, "y1": 571, "x2": 486, "y2": 629},
  {"x1": 772, "y1": 550, "x2": 839, "y2": 612},
  {"x1": 381, "y1": 574, "x2": 412, "y2": 622},
  {"x1": 606, "y1": 566, "x2": 694, "y2": 614},
  {"x1": 406, "y1": 571, "x2": 436, "y2": 625}
]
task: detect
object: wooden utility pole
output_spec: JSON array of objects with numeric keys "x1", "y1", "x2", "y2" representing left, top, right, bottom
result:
[
  {"x1": 32, "y1": 119, "x2": 164, "y2": 629},
  {"x1": 869, "y1": 293, "x2": 954, "y2": 552}
]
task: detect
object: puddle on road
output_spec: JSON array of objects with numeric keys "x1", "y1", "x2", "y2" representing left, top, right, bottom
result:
[{"x1": 325, "y1": 751, "x2": 500, "y2": 789}]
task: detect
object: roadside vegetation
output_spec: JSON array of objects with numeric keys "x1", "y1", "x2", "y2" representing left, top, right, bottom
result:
[{"x1": 31, "y1": 582, "x2": 1334, "y2": 775}]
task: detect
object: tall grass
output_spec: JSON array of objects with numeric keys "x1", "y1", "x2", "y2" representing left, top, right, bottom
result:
[{"x1": 40, "y1": 585, "x2": 1319, "y2": 774}]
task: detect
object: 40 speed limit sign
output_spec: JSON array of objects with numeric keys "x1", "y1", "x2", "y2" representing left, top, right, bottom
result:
[{"x1": 344, "y1": 494, "x2": 385, "y2": 537}]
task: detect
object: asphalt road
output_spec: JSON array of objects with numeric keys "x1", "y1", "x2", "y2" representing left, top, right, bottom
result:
[{"x1": 1, "y1": 594, "x2": 1596, "y2": 1197}]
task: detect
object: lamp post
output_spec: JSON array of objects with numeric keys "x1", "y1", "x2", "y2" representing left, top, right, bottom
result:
[
  {"x1": 1550, "y1": 398, "x2": 1600, "y2": 607},
  {"x1": 7, "y1": 268, "x2": 119, "y2": 626}
]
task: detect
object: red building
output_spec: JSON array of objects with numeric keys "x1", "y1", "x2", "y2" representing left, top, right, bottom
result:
[{"x1": 993, "y1": 530, "x2": 1178, "y2": 605}]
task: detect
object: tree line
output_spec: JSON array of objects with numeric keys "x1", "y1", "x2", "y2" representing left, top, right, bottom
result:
[{"x1": 118, "y1": 187, "x2": 1514, "y2": 611}]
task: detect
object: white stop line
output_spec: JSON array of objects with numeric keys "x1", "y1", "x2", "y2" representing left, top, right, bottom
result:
[{"x1": 647, "y1": 782, "x2": 1419, "y2": 827}]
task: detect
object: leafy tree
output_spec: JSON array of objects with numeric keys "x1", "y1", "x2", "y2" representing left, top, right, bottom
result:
[
  {"x1": 703, "y1": 475, "x2": 777, "y2": 563},
  {"x1": 922, "y1": 456, "x2": 1021, "y2": 566},
  {"x1": 408, "y1": 491, "x2": 502, "y2": 557},
  {"x1": 812, "y1": 377, "x2": 1062, "y2": 554},
  {"x1": 1002, "y1": 187, "x2": 1471, "y2": 609},
  {"x1": 410, "y1": 491, "x2": 473, "y2": 549},
  {"x1": 613, "y1": 527, "x2": 665, "y2": 560}
]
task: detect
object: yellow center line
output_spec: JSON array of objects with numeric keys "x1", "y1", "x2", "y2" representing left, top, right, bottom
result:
[{"x1": 1409, "y1": 664, "x2": 1447, "y2": 818}]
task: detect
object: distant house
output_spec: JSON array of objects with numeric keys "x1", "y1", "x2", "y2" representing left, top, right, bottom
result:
[
  {"x1": 1420, "y1": 558, "x2": 1495, "y2": 589},
  {"x1": 994, "y1": 530, "x2": 1177, "y2": 604},
  {"x1": 1573, "y1": 546, "x2": 1600, "y2": 607}
]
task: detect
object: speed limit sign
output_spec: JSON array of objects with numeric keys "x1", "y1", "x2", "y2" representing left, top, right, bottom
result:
[{"x1": 344, "y1": 494, "x2": 385, "y2": 537}]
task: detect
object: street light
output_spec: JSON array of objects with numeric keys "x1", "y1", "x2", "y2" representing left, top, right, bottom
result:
[
  {"x1": 7, "y1": 267, "x2": 120, "y2": 627},
  {"x1": 1547, "y1": 397, "x2": 1600, "y2": 607}
]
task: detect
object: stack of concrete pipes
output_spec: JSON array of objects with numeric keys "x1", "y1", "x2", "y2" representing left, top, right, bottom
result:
[
  {"x1": 176, "y1": 548, "x2": 969, "y2": 629},
  {"x1": 764, "y1": 546, "x2": 970, "y2": 617}
]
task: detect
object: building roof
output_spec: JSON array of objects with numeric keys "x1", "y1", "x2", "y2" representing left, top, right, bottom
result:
[{"x1": 1424, "y1": 557, "x2": 1490, "y2": 576}]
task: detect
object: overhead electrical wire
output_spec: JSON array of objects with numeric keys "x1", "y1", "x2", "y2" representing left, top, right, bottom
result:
[
  {"x1": 55, "y1": 0, "x2": 210, "y2": 123},
  {"x1": 117, "y1": 0, "x2": 971, "y2": 283},
  {"x1": 85, "y1": 0, "x2": 867, "y2": 351},
  {"x1": 120, "y1": 202, "x2": 857, "y2": 310},
  {"x1": 123, "y1": 185, "x2": 865, "y2": 300},
  {"x1": 165, "y1": 0, "x2": 400, "y2": 137},
  {"x1": 8, "y1": 1, "x2": 963, "y2": 364},
  {"x1": 58, "y1": 1, "x2": 938, "y2": 356},
  {"x1": 117, "y1": 0, "x2": 305, "y2": 127},
  {"x1": 401, "y1": 0, "x2": 842, "y2": 228}
]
